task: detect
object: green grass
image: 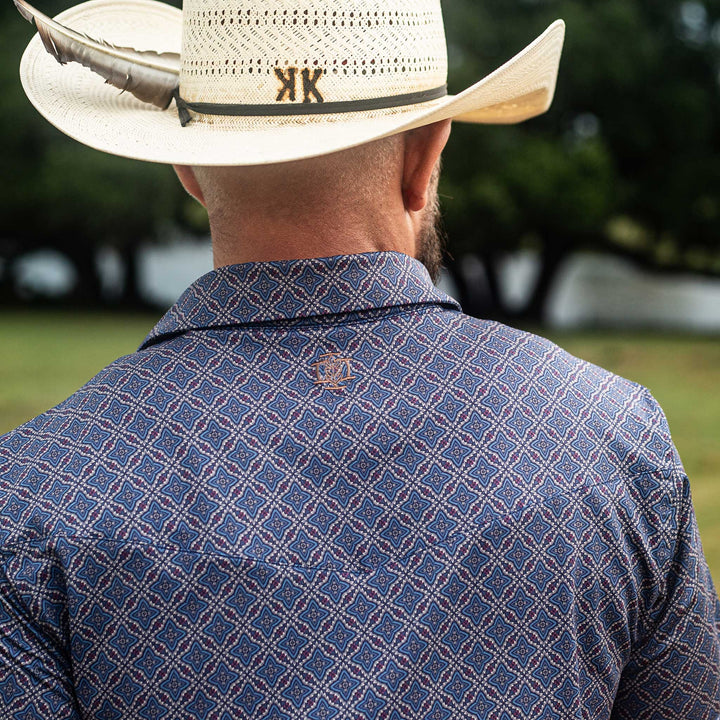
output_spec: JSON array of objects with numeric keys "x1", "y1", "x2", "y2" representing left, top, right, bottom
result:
[
  {"x1": 1, "y1": 313, "x2": 718, "y2": 582},
  {"x1": 0, "y1": 311, "x2": 155, "y2": 431}
]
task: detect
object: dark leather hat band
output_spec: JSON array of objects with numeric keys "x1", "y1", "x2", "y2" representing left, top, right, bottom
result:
[{"x1": 175, "y1": 85, "x2": 448, "y2": 126}]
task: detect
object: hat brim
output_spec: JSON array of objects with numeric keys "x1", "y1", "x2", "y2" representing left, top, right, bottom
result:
[{"x1": 19, "y1": 0, "x2": 565, "y2": 165}]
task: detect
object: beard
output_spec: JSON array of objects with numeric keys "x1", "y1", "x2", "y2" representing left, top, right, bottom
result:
[{"x1": 415, "y1": 164, "x2": 446, "y2": 284}]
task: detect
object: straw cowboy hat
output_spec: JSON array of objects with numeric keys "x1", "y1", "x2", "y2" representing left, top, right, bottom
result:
[{"x1": 16, "y1": 0, "x2": 565, "y2": 166}]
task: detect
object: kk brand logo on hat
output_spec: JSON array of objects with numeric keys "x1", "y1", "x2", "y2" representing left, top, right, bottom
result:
[
  {"x1": 16, "y1": 0, "x2": 565, "y2": 165},
  {"x1": 275, "y1": 67, "x2": 324, "y2": 104}
]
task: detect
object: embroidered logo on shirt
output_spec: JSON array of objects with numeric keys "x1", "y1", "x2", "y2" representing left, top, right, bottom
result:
[{"x1": 312, "y1": 352, "x2": 355, "y2": 391}]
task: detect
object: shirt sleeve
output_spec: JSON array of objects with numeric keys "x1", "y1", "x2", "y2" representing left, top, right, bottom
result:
[
  {"x1": 613, "y1": 471, "x2": 720, "y2": 720},
  {"x1": 0, "y1": 555, "x2": 81, "y2": 720}
]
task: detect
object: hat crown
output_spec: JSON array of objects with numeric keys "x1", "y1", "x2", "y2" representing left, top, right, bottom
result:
[{"x1": 179, "y1": 0, "x2": 448, "y2": 107}]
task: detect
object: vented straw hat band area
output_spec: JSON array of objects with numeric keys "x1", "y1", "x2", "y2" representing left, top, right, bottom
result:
[
  {"x1": 173, "y1": 85, "x2": 448, "y2": 126},
  {"x1": 16, "y1": 0, "x2": 565, "y2": 165}
]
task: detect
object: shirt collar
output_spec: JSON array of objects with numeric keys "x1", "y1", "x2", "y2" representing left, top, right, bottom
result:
[{"x1": 141, "y1": 252, "x2": 460, "y2": 349}]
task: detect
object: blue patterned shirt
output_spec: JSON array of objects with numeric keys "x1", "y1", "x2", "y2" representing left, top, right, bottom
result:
[{"x1": 1, "y1": 252, "x2": 719, "y2": 720}]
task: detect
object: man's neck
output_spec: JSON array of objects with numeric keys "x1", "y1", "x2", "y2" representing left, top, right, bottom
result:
[{"x1": 209, "y1": 208, "x2": 418, "y2": 268}]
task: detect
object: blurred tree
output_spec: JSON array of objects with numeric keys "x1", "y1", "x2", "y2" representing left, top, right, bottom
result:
[
  {"x1": 3, "y1": 0, "x2": 720, "y2": 316},
  {"x1": 0, "y1": 0, "x2": 203, "y2": 307},
  {"x1": 442, "y1": 0, "x2": 720, "y2": 322}
]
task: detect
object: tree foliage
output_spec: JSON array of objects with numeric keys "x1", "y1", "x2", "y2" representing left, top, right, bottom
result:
[
  {"x1": 0, "y1": 0, "x2": 199, "y2": 306},
  {"x1": 441, "y1": 0, "x2": 720, "y2": 321},
  {"x1": 2, "y1": 0, "x2": 720, "y2": 318}
]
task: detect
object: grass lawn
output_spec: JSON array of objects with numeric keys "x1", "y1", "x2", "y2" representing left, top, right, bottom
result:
[
  {"x1": 1, "y1": 312, "x2": 718, "y2": 581},
  {"x1": 0, "y1": 311, "x2": 157, "y2": 433}
]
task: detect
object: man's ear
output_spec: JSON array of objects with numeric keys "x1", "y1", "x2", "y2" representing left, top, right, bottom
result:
[
  {"x1": 401, "y1": 119, "x2": 452, "y2": 213},
  {"x1": 173, "y1": 165, "x2": 206, "y2": 207}
]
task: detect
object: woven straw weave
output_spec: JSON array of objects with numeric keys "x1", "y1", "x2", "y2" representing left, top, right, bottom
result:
[{"x1": 179, "y1": 0, "x2": 447, "y2": 111}]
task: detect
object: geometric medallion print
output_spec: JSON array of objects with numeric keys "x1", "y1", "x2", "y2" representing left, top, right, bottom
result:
[{"x1": 1, "y1": 252, "x2": 719, "y2": 719}]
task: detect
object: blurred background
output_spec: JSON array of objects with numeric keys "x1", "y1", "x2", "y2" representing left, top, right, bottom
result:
[{"x1": 0, "y1": 0, "x2": 718, "y2": 576}]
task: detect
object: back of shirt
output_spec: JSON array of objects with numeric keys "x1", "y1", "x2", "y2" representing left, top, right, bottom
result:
[{"x1": 1, "y1": 253, "x2": 719, "y2": 720}]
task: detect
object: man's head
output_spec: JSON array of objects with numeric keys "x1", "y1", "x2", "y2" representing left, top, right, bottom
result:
[
  {"x1": 174, "y1": 120, "x2": 451, "y2": 281},
  {"x1": 14, "y1": 0, "x2": 563, "y2": 286}
]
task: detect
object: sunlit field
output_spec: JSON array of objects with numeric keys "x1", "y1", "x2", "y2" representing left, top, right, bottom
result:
[{"x1": 1, "y1": 313, "x2": 718, "y2": 581}]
